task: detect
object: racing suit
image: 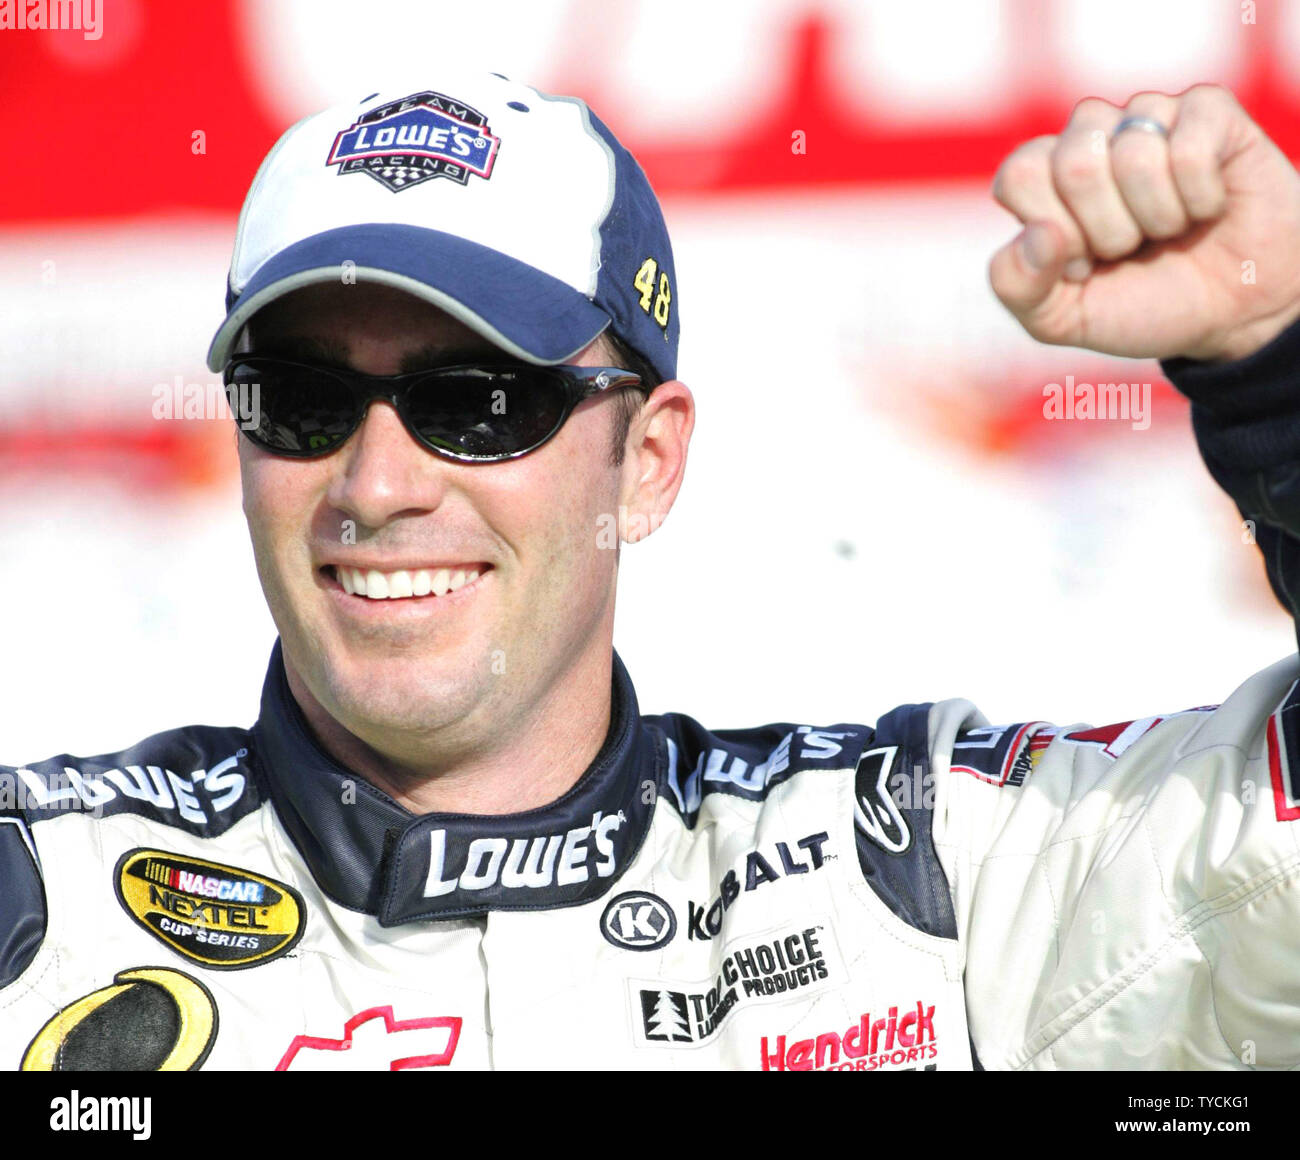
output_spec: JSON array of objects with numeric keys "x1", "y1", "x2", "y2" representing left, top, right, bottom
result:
[{"x1": 3, "y1": 324, "x2": 1300, "y2": 1072}]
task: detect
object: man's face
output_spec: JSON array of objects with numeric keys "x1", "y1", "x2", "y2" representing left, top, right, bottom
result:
[{"x1": 237, "y1": 282, "x2": 636, "y2": 757}]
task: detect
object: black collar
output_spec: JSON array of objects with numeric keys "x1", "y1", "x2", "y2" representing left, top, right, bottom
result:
[{"x1": 251, "y1": 642, "x2": 661, "y2": 925}]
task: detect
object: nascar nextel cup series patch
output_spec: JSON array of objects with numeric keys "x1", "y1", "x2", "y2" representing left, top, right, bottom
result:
[{"x1": 114, "y1": 849, "x2": 305, "y2": 969}]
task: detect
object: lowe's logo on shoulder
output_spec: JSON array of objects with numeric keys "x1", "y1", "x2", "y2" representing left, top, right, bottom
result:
[
  {"x1": 2, "y1": 753, "x2": 250, "y2": 824},
  {"x1": 665, "y1": 727, "x2": 859, "y2": 817}
]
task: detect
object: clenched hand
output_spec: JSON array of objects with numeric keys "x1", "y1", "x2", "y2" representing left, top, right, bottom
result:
[{"x1": 989, "y1": 85, "x2": 1300, "y2": 362}]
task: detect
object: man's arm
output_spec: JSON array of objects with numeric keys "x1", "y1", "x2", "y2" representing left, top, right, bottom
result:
[
  {"x1": 988, "y1": 83, "x2": 1300, "y2": 642},
  {"x1": 942, "y1": 85, "x2": 1300, "y2": 1069},
  {"x1": 0, "y1": 803, "x2": 45, "y2": 989},
  {"x1": 926, "y1": 655, "x2": 1300, "y2": 1068},
  {"x1": 1163, "y1": 319, "x2": 1300, "y2": 647}
]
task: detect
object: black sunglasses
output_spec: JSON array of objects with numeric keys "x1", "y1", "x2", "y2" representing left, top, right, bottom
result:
[{"x1": 222, "y1": 356, "x2": 645, "y2": 462}]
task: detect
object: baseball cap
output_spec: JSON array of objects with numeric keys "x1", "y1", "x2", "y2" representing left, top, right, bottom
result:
[{"x1": 205, "y1": 73, "x2": 679, "y2": 382}]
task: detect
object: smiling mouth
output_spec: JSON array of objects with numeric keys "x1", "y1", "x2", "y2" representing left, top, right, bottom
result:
[{"x1": 323, "y1": 565, "x2": 490, "y2": 601}]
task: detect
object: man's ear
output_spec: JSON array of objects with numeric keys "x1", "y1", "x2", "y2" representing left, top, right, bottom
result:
[{"x1": 618, "y1": 380, "x2": 695, "y2": 543}]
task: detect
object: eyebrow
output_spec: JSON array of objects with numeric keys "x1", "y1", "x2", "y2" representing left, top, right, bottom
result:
[
  {"x1": 397, "y1": 345, "x2": 499, "y2": 373},
  {"x1": 247, "y1": 338, "x2": 503, "y2": 373},
  {"x1": 250, "y1": 335, "x2": 353, "y2": 366}
]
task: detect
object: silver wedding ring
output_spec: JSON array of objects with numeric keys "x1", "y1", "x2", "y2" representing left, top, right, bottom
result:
[{"x1": 1111, "y1": 115, "x2": 1170, "y2": 142}]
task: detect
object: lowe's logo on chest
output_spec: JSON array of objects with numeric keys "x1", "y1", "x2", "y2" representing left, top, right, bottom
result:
[
  {"x1": 423, "y1": 811, "x2": 625, "y2": 898},
  {"x1": 689, "y1": 831, "x2": 830, "y2": 941}
]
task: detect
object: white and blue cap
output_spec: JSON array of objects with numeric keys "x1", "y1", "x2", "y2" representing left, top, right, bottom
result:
[{"x1": 205, "y1": 73, "x2": 679, "y2": 382}]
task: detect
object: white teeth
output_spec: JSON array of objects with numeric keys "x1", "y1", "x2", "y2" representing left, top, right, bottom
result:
[{"x1": 337, "y1": 565, "x2": 482, "y2": 599}]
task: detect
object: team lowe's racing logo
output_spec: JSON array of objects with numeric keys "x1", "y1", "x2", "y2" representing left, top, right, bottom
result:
[
  {"x1": 327, "y1": 90, "x2": 501, "y2": 192},
  {"x1": 115, "y1": 849, "x2": 306, "y2": 969}
]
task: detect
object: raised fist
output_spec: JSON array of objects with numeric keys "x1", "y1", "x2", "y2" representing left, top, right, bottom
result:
[{"x1": 989, "y1": 85, "x2": 1300, "y2": 362}]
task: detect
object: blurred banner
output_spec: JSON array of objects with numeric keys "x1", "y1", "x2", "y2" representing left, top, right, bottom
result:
[{"x1": 0, "y1": 0, "x2": 1293, "y2": 758}]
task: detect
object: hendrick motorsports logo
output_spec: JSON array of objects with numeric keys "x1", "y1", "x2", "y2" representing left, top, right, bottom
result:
[
  {"x1": 601, "y1": 891, "x2": 676, "y2": 951},
  {"x1": 327, "y1": 90, "x2": 500, "y2": 192},
  {"x1": 114, "y1": 849, "x2": 305, "y2": 969},
  {"x1": 760, "y1": 1000, "x2": 939, "y2": 1071},
  {"x1": 632, "y1": 923, "x2": 839, "y2": 1049}
]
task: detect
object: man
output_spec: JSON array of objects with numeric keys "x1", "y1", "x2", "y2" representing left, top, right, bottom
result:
[{"x1": 3, "y1": 73, "x2": 1300, "y2": 1071}]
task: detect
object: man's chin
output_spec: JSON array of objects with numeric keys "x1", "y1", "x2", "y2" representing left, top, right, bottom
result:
[{"x1": 316, "y1": 646, "x2": 497, "y2": 735}]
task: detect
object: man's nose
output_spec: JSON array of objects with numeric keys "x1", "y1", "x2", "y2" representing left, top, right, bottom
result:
[{"x1": 325, "y1": 401, "x2": 452, "y2": 527}]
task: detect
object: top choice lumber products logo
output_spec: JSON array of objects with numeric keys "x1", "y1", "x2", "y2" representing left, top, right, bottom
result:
[{"x1": 633, "y1": 923, "x2": 840, "y2": 1048}]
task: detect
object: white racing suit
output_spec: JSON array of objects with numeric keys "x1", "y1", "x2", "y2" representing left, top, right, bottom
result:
[{"x1": 3, "y1": 326, "x2": 1300, "y2": 1071}]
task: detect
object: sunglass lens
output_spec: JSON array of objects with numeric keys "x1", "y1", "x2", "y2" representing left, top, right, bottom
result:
[
  {"x1": 228, "y1": 362, "x2": 357, "y2": 455},
  {"x1": 406, "y1": 368, "x2": 567, "y2": 459}
]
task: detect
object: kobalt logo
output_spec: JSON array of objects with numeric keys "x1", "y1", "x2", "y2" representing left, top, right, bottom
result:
[
  {"x1": 635, "y1": 924, "x2": 837, "y2": 1048},
  {"x1": 761, "y1": 1000, "x2": 938, "y2": 1072},
  {"x1": 601, "y1": 891, "x2": 676, "y2": 950},
  {"x1": 423, "y1": 810, "x2": 625, "y2": 898},
  {"x1": 688, "y1": 831, "x2": 829, "y2": 941}
]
